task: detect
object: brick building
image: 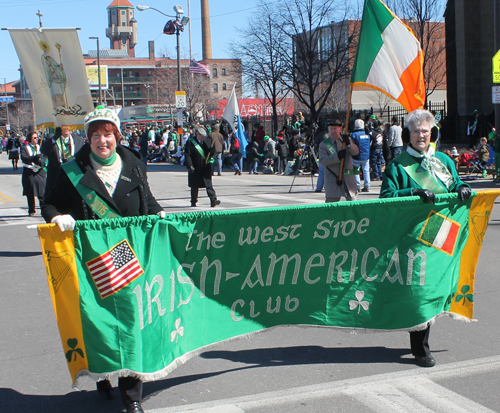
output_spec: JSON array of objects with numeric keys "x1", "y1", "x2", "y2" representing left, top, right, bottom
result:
[{"x1": 82, "y1": 0, "x2": 242, "y2": 123}]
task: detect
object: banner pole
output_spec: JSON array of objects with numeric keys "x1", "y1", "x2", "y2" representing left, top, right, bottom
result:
[{"x1": 337, "y1": 86, "x2": 354, "y2": 186}]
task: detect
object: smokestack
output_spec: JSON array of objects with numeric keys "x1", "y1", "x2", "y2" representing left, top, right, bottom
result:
[
  {"x1": 201, "y1": 0, "x2": 212, "y2": 60},
  {"x1": 148, "y1": 41, "x2": 155, "y2": 60}
]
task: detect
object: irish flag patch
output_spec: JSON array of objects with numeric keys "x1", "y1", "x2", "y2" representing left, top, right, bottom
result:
[{"x1": 418, "y1": 211, "x2": 461, "y2": 256}]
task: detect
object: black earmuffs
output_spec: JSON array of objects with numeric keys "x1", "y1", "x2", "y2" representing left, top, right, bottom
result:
[
  {"x1": 402, "y1": 125, "x2": 439, "y2": 144},
  {"x1": 430, "y1": 126, "x2": 438, "y2": 142}
]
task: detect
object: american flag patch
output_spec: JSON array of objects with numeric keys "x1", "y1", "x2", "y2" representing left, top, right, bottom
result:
[{"x1": 86, "y1": 240, "x2": 144, "y2": 299}]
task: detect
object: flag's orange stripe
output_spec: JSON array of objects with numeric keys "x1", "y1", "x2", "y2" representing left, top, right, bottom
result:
[
  {"x1": 396, "y1": 51, "x2": 426, "y2": 112},
  {"x1": 441, "y1": 222, "x2": 460, "y2": 255}
]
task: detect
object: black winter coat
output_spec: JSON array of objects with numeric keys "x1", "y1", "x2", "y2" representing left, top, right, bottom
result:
[
  {"x1": 184, "y1": 136, "x2": 214, "y2": 188},
  {"x1": 21, "y1": 143, "x2": 47, "y2": 198},
  {"x1": 42, "y1": 144, "x2": 162, "y2": 223},
  {"x1": 276, "y1": 139, "x2": 289, "y2": 158}
]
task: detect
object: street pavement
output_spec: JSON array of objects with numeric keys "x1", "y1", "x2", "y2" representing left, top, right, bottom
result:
[{"x1": 1, "y1": 152, "x2": 499, "y2": 413}]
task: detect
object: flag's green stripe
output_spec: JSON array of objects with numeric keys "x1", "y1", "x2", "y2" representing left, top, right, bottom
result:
[
  {"x1": 421, "y1": 213, "x2": 444, "y2": 244},
  {"x1": 351, "y1": 0, "x2": 395, "y2": 83}
]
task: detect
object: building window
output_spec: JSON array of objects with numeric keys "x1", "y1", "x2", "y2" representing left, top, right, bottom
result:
[
  {"x1": 122, "y1": 22, "x2": 125, "y2": 26},
  {"x1": 124, "y1": 86, "x2": 128, "y2": 92},
  {"x1": 213, "y1": 83, "x2": 218, "y2": 93},
  {"x1": 147, "y1": 70, "x2": 152, "y2": 77},
  {"x1": 212, "y1": 68, "x2": 217, "y2": 78},
  {"x1": 222, "y1": 68, "x2": 226, "y2": 76},
  {"x1": 129, "y1": 71, "x2": 133, "y2": 77},
  {"x1": 135, "y1": 72, "x2": 139, "y2": 77},
  {"x1": 222, "y1": 83, "x2": 227, "y2": 90},
  {"x1": 121, "y1": 10, "x2": 125, "y2": 14},
  {"x1": 117, "y1": 72, "x2": 121, "y2": 78}
]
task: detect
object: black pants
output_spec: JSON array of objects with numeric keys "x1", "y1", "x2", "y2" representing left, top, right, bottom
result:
[
  {"x1": 97, "y1": 377, "x2": 142, "y2": 403},
  {"x1": 410, "y1": 325, "x2": 431, "y2": 357},
  {"x1": 26, "y1": 195, "x2": 43, "y2": 215},
  {"x1": 191, "y1": 180, "x2": 217, "y2": 205}
]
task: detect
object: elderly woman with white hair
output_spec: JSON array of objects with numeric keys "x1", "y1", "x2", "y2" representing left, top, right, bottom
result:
[{"x1": 380, "y1": 109, "x2": 471, "y2": 368}]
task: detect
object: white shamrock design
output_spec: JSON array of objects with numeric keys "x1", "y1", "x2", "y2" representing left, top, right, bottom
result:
[
  {"x1": 349, "y1": 290, "x2": 370, "y2": 314},
  {"x1": 170, "y1": 318, "x2": 184, "y2": 343}
]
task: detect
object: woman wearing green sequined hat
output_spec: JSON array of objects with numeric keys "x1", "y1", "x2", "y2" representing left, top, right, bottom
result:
[{"x1": 42, "y1": 106, "x2": 164, "y2": 413}]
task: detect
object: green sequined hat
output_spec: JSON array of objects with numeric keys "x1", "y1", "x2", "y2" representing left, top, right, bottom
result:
[{"x1": 84, "y1": 105, "x2": 120, "y2": 134}]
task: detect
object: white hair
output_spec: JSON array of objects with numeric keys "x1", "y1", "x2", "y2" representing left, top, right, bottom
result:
[{"x1": 405, "y1": 109, "x2": 436, "y2": 131}]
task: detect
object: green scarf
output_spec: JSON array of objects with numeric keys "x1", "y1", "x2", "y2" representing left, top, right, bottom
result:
[{"x1": 91, "y1": 150, "x2": 117, "y2": 166}]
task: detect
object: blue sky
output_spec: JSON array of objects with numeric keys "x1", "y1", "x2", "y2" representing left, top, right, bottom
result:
[{"x1": 0, "y1": 0, "x2": 255, "y2": 83}]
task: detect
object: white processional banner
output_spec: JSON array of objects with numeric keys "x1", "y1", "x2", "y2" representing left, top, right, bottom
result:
[
  {"x1": 9, "y1": 28, "x2": 94, "y2": 130},
  {"x1": 222, "y1": 86, "x2": 245, "y2": 133}
]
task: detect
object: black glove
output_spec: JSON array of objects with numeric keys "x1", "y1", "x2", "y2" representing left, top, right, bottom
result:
[
  {"x1": 337, "y1": 149, "x2": 346, "y2": 160},
  {"x1": 342, "y1": 134, "x2": 350, "y2": 146},
  {"x1": 188, "y1": 165, "x2": 195, "y2": 173},
  {"x1": 413, "y1": 188, "x2": 435, "y2": 204},
  {"x1": 33, "y1": 154, "x2": 41, "y2": 165},
  {"x1": 457, "y1": 185, "x2": 472, "y2": 201}
]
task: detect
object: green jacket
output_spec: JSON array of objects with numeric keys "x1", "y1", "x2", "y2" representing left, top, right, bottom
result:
[
  {"x1": 380, "y1": 151, "x2": 469, "y2": 199},
  {"x1": 489, "y1": 131, "x2": 500, "y2": 153}
]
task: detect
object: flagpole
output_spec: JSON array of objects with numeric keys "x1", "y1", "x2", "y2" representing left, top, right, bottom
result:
[{"x1": 337, "y1": 86, "x2": 354, "y2": 186}]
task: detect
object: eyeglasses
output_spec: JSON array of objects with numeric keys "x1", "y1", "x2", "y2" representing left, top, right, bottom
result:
[{"x1": 412, "y1": 129, "x2": 430, "y2": 137}]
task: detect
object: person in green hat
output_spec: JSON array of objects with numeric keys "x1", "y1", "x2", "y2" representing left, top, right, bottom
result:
[{"x1": 42, "y1": 105, "x2": 165, "y2": 413}]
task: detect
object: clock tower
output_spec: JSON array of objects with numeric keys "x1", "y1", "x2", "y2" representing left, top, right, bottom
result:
[{"x1": 106, "y1": 0, "x2": 138, "y2": 57}]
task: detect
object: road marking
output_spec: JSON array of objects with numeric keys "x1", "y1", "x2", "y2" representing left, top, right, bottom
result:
[
  {"x1": 0, "y1": 192, "x2": 15, "y2": 203},
  {"x1": 346, "y1": 376, "x2": 493, "y2": 413},
  {"x1": 148, "y1": 355, "x2": 500, "y2": 413},
  {"x1": 0, "y1": 208, "x2": 27, "y2": 216},
  {"x1": 0, "y1": 208, "x2": 44, "y2": 227}
]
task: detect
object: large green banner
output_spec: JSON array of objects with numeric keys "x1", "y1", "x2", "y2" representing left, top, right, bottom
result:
[{"x1": 38, "y1": 190, "x2": 499, "y2": 384}]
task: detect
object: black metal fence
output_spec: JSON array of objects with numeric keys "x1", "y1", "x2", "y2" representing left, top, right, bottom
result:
[{"x1": 238, "y1": 101, "x2": 447, "y2": 138}]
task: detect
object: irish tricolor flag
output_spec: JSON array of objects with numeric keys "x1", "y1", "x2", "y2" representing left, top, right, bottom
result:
[
  {"x1": 350, "y1": 0, "x2": 425, "y2": 112},
  {"x1": 419, "y1": 211, "x2": 461, "y2": 256}
]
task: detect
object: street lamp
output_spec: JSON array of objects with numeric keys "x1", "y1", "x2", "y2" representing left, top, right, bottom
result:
[
  {"x1": 89, "y1": 36, "x2": 102, "y2": 105},
  {"x1": 136, "y1": 4, "x2": 189, "y2": 91}
]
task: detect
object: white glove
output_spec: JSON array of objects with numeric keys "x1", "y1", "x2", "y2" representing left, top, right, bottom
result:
[
  {"x1": 157, "y1": 210, "x2": 166, "y2": 219},
  {"x1": 51, "y1": 215, "x2": 76, "y2": 232}
]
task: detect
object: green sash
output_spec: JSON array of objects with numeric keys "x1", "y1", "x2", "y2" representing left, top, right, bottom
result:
[
  {"x1": 397, "y1": 151, "x2": 448, "y2": 194},
  {"x1": 322, "y1": 138, "x2": 359, "y2": 175},
  {"x1": 62, "y1": 161, "x2": 121, "y2": 219},
  {"x1": 189, "y1": 137, "x2": 214, "y2": 164},
  {"x1": 56, "y1": 138, "x2": 73, "y2": 161}
]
